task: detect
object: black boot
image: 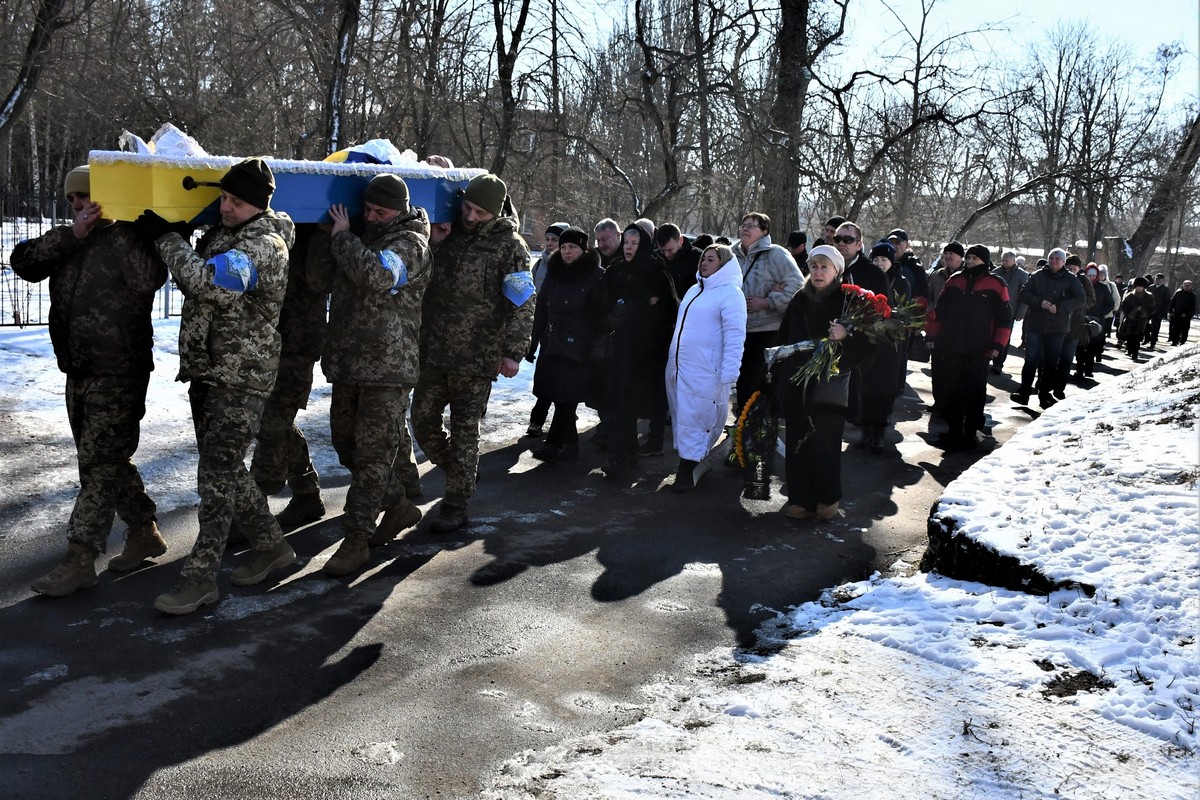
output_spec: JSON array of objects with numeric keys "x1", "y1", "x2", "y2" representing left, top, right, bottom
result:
[
  {"x1": 870, "y1": 426, "x2": 886, "y2": 454},
  {"x1": 852, "y1": 425, "x2": 874, "y2": 449},
  {"x1": 671, "y1": 459, "x2": 699, "y2": 493}
]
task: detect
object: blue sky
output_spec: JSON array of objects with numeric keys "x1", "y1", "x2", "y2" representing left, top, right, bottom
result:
[{"x1": 841, "y1": 0, "x2": 1199, "y2": 107}]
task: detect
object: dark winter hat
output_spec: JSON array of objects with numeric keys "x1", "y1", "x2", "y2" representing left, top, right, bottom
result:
[
  {"x1": 220, "y1": 157, "x2": 274, "y2": 210},
  {"x1": 558, "y1": 227, "x2": 589, "y2": 249},
  {"x1": 786, "y1": 230, "x2": 807, "y2": 248},
  {"x1": 463, "y1": 173, "x2": 507, "y2": 217},
  {"x1": 942, "y1": 240, "x2": 965, "y2": 258},
  {"x1": 966, "y1": 243, "x2": 992, "y2": 264},
  {"x1": 363, "y1": 174, "x2": 411, "y2": 213},
  {"x1": 692, "y1": 234, "x2": 714, "y2": 250},
  {"x1": 869, "y1": 240, "x2": 896, "y2": 263},
  {"x1": 64, "y1": 165, "x2": 90, "y2": 196},
  {"x1": 1036, "y1": 258, "x2": 1049, "y2": 268},
  {"x1": 1064, "y1": 253, "x2": 1083, "y2": 268},
  {"x1": 886, "y1": 228, "x2": 909, "y2": 242},
  {"x1": 546, "y1": 221, "x2": 570, "y2": 238},
  {"x1": 825, "y1": 215, "x2": 847, "y2": 229},
  {"x1": 1133, "y1": 276, "x2": 1150, "y2": 288}
]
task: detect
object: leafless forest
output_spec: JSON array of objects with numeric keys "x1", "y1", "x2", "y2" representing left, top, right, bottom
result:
[{"x1": 1, "y1": 0, "x2": 1197, "y2": 273}]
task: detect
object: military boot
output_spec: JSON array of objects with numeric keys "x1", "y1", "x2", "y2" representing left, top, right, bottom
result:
[
  {"x1": 230, "y1": 539, "x2": 297, "y2": 586},
  {"x1": 369, "y1": 498, "x2": 422, "y2": 547},
  {"x1": 324, "y1": 534, "x2": 370, "y2": 576},
  {"x1": 31, "y1": 542, "x2": 98, "y2": 597},
  {"x1": 154, "y1": 580, "x2": 219, "y2": 615},
  {"x1": 276, "y1": 492, "x2": 326, "y2": 530},
  {"x1": 108, "y1": 521, "x2": 168, "y2": 572}
]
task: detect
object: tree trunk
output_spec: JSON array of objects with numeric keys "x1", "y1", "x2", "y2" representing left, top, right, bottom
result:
[
  {"x1": 760, "y1": 0, "x2": 810, "y2": 233},
  {"x1": 0, "y1": 0, "x2": 71, "y2": 141},
  {"x1": 325, "y1": 0, "x2": 361, "y2": 153},
  {"x1": 1128, "y1": 114, "x2": 1200, "y2": 276},
  {"x1": 489, "y1": 0, "x2": 533, "y2": 177}
]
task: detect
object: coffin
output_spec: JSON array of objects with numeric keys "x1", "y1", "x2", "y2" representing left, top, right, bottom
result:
[{"x1": 88, "y1": 151, "x2": 484, "y2": 224}]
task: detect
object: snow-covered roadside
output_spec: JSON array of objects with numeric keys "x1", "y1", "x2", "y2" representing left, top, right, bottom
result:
[{"x1": 483, "y1": 347, "x2": 1200, "y2": 799}]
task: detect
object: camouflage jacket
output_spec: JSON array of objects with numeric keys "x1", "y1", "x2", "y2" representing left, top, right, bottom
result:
[
  {"x1": 277, "y1": 224, "x2": 329, "y2": 364},
  {"x1": 10, "y1": 222, "x2": 166, "y2": 377},
  {"x1": 156, "y1": 211, "x2": 295, "y2": 396},
  {"x1": 309, "y1": 207, "x2": 432, "y2": 387},
  {"x1": 420, "y1": 207, "x2": 534, "y2": 377}
]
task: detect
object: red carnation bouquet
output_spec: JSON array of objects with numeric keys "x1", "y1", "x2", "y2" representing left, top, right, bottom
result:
[{"x1": 784, "y1": 283, "x2": 924, "y2": 389}]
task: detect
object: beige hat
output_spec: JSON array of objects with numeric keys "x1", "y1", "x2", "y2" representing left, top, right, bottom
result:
[{"x1": 64, "y1": 165, "x2": 89, "y2": 196}]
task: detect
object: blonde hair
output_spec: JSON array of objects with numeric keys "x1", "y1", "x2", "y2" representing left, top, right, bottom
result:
[{"x1": 704, "y1": 244, "x2": 734, "y2": 266}]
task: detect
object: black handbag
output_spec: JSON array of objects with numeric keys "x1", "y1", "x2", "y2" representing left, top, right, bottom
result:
[
  {"x1": 809, "y1": 372, "x2": 851, "y2": 409},
  {"x1": 907, "y1": 331, "x2": 930, "y2": 362},
  {"x1": 543, "y1": 327, "x2": 588, "y2": 364}
]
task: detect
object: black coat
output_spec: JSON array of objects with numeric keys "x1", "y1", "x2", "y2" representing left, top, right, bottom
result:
[
  {"x1": 662, "y1": 237, "x2": 701, "y2": 300},
  {"x1": 1170, "y1": 288, "x2": 1196, "y2": 319},
  {"x1": 771, "y1": 281, "x2": 873, "y2": 417},
  {"x1": 597, "y1": 234, "x2": 678, "y2": 415},
  {"x1": 530, "y1": 249, "x2": 604, "y2": 404}
]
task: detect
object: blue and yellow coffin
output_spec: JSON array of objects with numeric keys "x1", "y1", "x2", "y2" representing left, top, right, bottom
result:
[{"x1": 88, "y1": 151, "x2": 484, "y2": 224}]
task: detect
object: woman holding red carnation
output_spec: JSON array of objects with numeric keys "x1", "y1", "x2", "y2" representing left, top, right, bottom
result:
[{"x1": 770, "y1": 245, "x2": 872, "y2": 520}]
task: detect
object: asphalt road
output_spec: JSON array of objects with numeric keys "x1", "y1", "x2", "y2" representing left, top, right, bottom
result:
[{"x1": 0, "y1": 336, "x2": 1145, "y2": 799}]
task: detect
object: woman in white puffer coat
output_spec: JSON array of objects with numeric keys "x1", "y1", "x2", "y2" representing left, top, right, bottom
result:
[{"x1": 665, "y1": 244, "x2": 747, "y2": 492}]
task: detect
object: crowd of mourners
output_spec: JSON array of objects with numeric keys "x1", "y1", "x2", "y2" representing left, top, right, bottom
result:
[{"x1": 11, "y1": 161, "x2": 1197, "y2": 613}]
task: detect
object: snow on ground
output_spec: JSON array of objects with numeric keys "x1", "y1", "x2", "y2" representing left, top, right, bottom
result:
[
  {"x1": 483, "y1": 346, "x2": 1200, "y2": 798},
  {"x1": 0, "y1": 317, "x2": 566, "y2": 544},
  {"x1": 2, "y1": 321, "x2": 1197, "y2": 798}
]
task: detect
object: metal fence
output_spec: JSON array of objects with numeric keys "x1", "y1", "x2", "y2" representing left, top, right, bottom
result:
[{"x1": 1, "y1": 186, "x2": 179, "y2": 326}]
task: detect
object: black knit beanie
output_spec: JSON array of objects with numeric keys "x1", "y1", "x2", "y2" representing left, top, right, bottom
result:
[
  {"x1": 558, "y1": 227, "x2": 589, "y2": 249},
  {"x1": 220, "y1": 157, "x2": 275, "y2": 210},
  {"x1": 363, "y1": 174, "x2": 411, "y2": 213}
]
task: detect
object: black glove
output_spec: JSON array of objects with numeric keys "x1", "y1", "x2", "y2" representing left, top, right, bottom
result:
[
  {"x1": 133, "y1": 209, "x2": 193, "y2": 241},
  {"x1": 525, "y1": 346, "x2": 536, "y2": 363}
]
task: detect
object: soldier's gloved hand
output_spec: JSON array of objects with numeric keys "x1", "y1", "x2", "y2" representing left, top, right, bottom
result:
[
  {"x1": 133, "y1": 210, "x2": 193, "y2": 241},
  {"x1": 525, "y1": 347, "x2": 536, "y2": 363}
]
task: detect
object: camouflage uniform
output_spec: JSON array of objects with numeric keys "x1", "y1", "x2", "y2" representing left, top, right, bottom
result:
[
  {"x1": 309, "y1": 208, "x2": 431, "y2": 539},
  {"x1": 413, "y1": 203, "x2": 533, "y2": 512},
  {"x1": 155, "y1": 210, "x2": 294, "y2": 581},
  {"x1": 10, "y1": 222, "x2": 165, "y2": 553},
  {"x1": 251, "y1": 225, "x2": 326, "y2": 496}
]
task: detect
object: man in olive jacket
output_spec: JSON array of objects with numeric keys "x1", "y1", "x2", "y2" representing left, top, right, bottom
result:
[
  {"x1": 13, "y1": 165, "x2": 167, "y2": 597},
  {"x1": 308, "y1": 174, "x2": 432, "y2": 574},
  {"x1": 139, "y1": 157, "x2": 297, "y2": 614},
  {"x1": 413, "y1": 174, "x2": 534, "y2": 533}
]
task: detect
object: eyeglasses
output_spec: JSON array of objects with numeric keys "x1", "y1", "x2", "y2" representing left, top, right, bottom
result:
[
  {"x1": 738, "y1": 221, "x2": 760, "y2": 230},
  {"x1": 832, "y1": 236, "x2": 859, "y2": 244}
]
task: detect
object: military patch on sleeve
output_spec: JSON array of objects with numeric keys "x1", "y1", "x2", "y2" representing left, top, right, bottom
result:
[
  {"x1": 208, "y1": 249, "x2": 258, "y2": 292},
  {"x1": 379, "y1": 250, "x2": 408, "y2": 294},
  {"x1": 503, "y1": 270, "x2": 535, "y2": 306}
]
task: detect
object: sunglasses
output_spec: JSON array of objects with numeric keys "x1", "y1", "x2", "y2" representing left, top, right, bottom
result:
[{"x1": 832, "y1": 236, "x2": 859, "y2": 244}]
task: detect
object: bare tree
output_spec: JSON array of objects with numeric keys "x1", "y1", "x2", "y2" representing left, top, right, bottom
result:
[{"x1": 1128, "y1": 114, "x2": 1200, "y2": 275}]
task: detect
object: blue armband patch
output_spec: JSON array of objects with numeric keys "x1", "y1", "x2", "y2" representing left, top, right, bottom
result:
[
  {"x1": 379, "y1": 250, "x2": 408, "y2": 294},
  {"x1": 208, "y1": 250, "x2": 258, "y2": 293},
  {"x1": 503, "y1": 270, "x2": 535, "y2": 306}
]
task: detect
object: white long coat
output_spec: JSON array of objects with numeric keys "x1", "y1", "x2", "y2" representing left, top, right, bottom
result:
[{"x1": 665, "y1": 257, "x2": 748, "y2": 461}]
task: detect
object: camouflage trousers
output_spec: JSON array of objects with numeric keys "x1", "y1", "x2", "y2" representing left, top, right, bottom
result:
[
  {"x1": 64, "y1": 374, "x2": 158, "y2": 553},
  {"x1": 330, "y1": 384, "x2": 413, "y2": 539},
  {"x1": 182, "y1": 382, "x2": 283, "y2": 583},
  {"x1": 251, "y1": 357, "x2": 320, "y2": 496},
  {"x1": 411, "y1": 371, "x2": 492, "y2": 510}
]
